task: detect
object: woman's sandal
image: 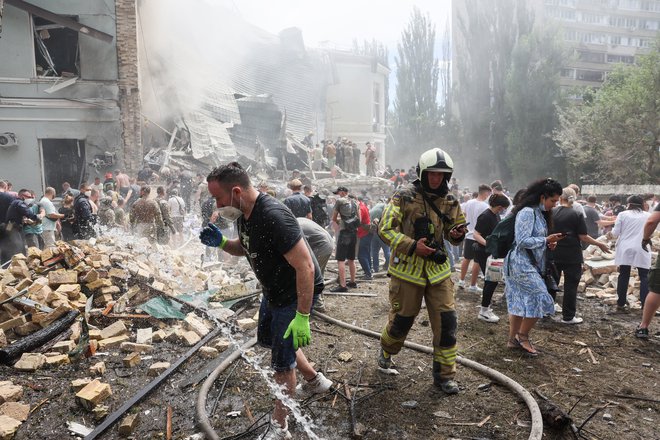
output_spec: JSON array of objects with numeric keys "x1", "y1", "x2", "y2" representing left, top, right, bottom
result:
[
  {"x1": 507, "y1": 337, "x2": 521, "y2": 349},
  {"x1": 515, "y1": 333, "x2": 539, "y2": 357}
]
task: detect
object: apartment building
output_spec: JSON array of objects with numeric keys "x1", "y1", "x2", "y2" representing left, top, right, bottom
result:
[
  {"x1": 537, "y1": 0, "x2": 660, "y2": 88},
  {"x1": 0, "y1": 0, "x2": 141, "y2": 193}
]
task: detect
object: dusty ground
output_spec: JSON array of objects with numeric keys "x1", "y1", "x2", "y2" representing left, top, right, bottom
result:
[{"x1": 6, "y1": 269, "x2": 660, "y2": 440}]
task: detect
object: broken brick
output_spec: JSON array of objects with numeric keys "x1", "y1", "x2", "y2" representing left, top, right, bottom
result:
[
  {"x1": 148, "y1": 362, "x2": 170, "y2": 376},
  {"x1": 0, "y1": 401, "x2": 30, "y2": 422},
  {"x1": 13, "y1": 353, "x2": 47, "y2": 372},
  {"x1": 122, "y1": 352, "x2": 141, "y2": 368},
  {"x1": 100, "y1": 321, "x2": 127, "y2": 340},
  {"x1": 90, "y1": 362, "x2": 106, "y2": 376},
  {"x1": 0, "y1": 382, "x2": 22, "y2": 404},
  {"x1": 98, "y1": 334, "x2": 130, "y2": 349},
  {"x1": 76, "y1": 380, "x2": 112, "y2": 410},
  {"x1": 119, "y1": 342, "x2": 153, "y2": 353}
]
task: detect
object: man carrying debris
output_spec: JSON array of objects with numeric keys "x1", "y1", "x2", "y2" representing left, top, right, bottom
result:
[
  {"x1": 199, "y1": 162, "x2": 332, "y2": 439},
  {"x1": 377, "y1": 148, "x2": 467, "y2": 395}
]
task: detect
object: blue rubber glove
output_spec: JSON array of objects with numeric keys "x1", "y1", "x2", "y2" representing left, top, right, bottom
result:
[
  {"x1": 199, "y1": 222, "x2": 226, "y2": 248},
  {"x1": 283, "y1": 311, "x2": 311, "y2": 350}
]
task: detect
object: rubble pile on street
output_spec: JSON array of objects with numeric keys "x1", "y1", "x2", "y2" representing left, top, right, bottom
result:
[
  {"x1": 0, "y1": 237, "x2": 260, "y2": 439},
  {"x1": 577, "y1": 232, "x2": 659, "y2": 308}
]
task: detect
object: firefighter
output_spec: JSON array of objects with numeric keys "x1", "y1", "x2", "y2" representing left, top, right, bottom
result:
[{"x1": 377, "y1": 148, "x2": 467, "y2": 394}]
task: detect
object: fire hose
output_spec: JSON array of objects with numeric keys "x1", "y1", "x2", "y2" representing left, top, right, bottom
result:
[{"x1": 196, "y1": 311, "x2": 543, "y2": 440}]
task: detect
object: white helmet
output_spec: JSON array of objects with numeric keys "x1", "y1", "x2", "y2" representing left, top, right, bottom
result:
[{"x1": 416, "y1": 148, "x2": 454, "y2": 195}]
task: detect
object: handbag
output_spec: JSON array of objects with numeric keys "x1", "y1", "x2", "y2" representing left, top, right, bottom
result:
[{"x1": 484, "y1": 256, "x2": 504, "y2": 283}]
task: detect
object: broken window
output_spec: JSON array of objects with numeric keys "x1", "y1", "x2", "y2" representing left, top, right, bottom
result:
[
  {"x1": 33, "y1": 16, "x2": 79, "y2": 77},
  {"x1": 40, "y1": 139, "x2": 86, "y2": 190}
]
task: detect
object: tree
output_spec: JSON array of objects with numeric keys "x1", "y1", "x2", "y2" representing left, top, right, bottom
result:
[
  {"x1": 454, "y1": 0, "x2": 534, "y2": 183},
  {"x1": 555, "y1": 38, "x2": 660, "y2": 184},
  {"x1": 506, "y1": 27, "x2": 565, "y2": 188},
  {"x1": 392, "y1": 7, "x2": 441, "y2": 164}
]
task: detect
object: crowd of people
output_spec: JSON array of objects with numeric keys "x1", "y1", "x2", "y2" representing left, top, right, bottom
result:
[
  {"x1": 304, "y1": 135, "x2": 379, "y2": 177},
  {"x1": 1, "y1": 149, "x2": 658, "y2": 440}
]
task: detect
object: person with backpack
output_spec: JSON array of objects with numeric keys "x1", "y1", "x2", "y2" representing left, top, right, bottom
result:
[
  {"x1": 503, "y1": 178, "x2": 565, "y2": 356},
  {"x1": 330, "y1": 187, "x2": 361, "y2": 292},
  {"x1": 472, "y1": 194, "x2": 511, "y2": 323},
  {"x1": 377, "y1": 148, "x2": 467, "y2": 395}
]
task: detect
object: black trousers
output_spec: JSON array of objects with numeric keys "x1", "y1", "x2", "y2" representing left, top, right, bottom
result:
[
  {"x1": 617, "y1": 265, "x2": 649, "y2": 307},
  {"x1": 553, "y1": 262, "x2": 582, "y2": 320},
  {"x1": 475, "y1": 250, "x2": 498, "y2": 308}
]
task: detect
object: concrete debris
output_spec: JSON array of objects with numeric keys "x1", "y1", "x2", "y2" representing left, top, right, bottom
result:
[
  {"x1": 119, "y1": 413, "x2": 139, "y2": 436},
  {"x1": 148, "y1": 361, "x2": 171, "y2": 376},
  {"x1": 90, "y1": 361, "x2": 106, "y2": 376},
  {"x1": 76, "y1": 379, "x2": 112, "y2": 410},
  {"x1": 71, "y1": 378, "x2": 93, "y2": 392},
  {"x1": 0, "y1": 414, "x2": 22, "y2": 440},
  {"x1": 0, "y1": 382, "x2": 23, "y2": 404},
  {"x1": 13, "y1": 353, "x2": 47, "y2": 372},
  {"x1": 123, "y1": 352, "x2": 142, "y2": 368},
  {"x1": 0, "y1": 402, "x2": 30, "y2": 422},
  {"x1": 576, "y1": 233, "x2": 659, "y2": 310},
  {"x1": 198, "y1": 346, "x2": 219, "y2": 359}
]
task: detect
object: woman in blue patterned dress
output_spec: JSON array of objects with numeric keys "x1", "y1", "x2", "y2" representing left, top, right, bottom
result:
[{"x1": 504, "y1": 178, "x2": 565, "y2": 356}]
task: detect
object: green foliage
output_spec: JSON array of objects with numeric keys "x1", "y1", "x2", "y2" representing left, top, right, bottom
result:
[
  {"x1": 506, "y1": 27, "x2": 566, "y2": 188},
  {"x1": 392, "y1": 7, "x2": 441, "y2": 159},
  {"x1": 555, "y1": 37, "x2": 660, "y2": 184}
]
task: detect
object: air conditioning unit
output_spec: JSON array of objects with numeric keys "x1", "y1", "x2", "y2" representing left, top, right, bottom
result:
[{"x1": 0, "y1": 133, "x2": 18, "y2": 148}]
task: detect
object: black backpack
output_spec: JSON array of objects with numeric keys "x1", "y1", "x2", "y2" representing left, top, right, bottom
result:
[{"x1": 485, "y1": 214, "x2": 516, "y2": 259}]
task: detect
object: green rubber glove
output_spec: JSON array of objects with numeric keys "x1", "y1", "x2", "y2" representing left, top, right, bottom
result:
[{"x1": 283, "y1": 311, "x2": 311, "y2": 350}]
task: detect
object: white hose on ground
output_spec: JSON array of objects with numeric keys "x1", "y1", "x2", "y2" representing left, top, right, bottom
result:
[
  {"x1": 312, "y1": 310, "x2": 543, "y2": 440},
  {"x1": 196, "y1": 336, "x2": 258, "y2": 440},
  {"x1": 195, "y1": 313, "x2": 543, "y2": 440}
]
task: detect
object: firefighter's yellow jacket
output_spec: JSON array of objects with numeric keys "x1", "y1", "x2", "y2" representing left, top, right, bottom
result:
[{"x1": 378, "y1": 183, "x2": 465, "y2": 286}]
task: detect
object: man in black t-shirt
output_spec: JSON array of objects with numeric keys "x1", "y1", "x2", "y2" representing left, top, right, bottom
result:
[{"x1": 199, "y1": 162, "x2": 331, "y2": 437}]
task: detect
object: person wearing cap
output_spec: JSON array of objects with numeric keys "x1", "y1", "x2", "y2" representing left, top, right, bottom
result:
[
  {"x1": 331, "y1": 186, "x2": 361, "y2": 292},
  {"x1": 610, "y1": 195, "x2": 651, "y2": 311},
  {"x1": 283, "y1": 179, "x2": 312, "y2": 219},
  {"x1": 377, "y1": 148, "x2": 466, "y2": 395}
]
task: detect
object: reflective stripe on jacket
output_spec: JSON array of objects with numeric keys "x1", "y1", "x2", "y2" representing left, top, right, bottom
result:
[{"x1": 378, "y1": 183, "x2": 465, "y2": 286}]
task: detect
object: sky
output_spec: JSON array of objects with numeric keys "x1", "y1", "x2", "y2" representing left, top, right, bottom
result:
[{"x1": 220, "y1": 0, "x2": 451, "y2": 51}]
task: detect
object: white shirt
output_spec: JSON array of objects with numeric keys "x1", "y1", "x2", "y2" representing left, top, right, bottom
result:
[
  {"x1": 39, "y1": 196, "x2": 58, "y2": 231},
  {"x1": 612, "y1": 210, "x2": 651, "y2": 268},
  {"x1": 462, "y1": 198, "x2": 489, "y2": 240},
  {"x1": 168, "y1": 196, "x2": 186, "y2": 218}
]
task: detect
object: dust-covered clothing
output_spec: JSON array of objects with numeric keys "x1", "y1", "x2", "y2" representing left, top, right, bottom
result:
[
  {"x1": 157, "y1": 198, "x2": 173, "y2": 244},
  {"x1": 130, "y1": 197, "x2": 163, "y2": 242},
  {"x1": 378, "y1": 181, "x2": 465, "y2": 382}
]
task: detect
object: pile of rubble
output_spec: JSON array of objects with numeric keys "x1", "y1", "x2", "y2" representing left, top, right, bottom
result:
[
  {"x1": 0, "y1": 237, "x2": 260, "y2": 439},
  {"x1": 577, "y1": 232, "x2": 659, "y2": 308}
]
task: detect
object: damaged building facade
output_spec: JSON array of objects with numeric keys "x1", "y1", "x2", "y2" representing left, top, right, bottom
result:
[{"x1": 0, "y1": 0, "x2": 141, "y2": 192}]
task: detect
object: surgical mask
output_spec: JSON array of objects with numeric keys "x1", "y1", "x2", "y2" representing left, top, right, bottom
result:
[
  {"x1": 85, "y1": 191, "x2": 92, "y2": 197},
  {"x1": 24, "y1": 198, "x2": 34, "y2": 205},
  {"x1": 218, "y1": 190, "x2": 243, "y2": 222}
]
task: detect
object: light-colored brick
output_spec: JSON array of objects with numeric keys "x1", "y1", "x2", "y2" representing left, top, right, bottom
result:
[
  {"x1": 14, "y1": 353, "x2": 46, "y2": 372},
  {"x1": 100, "y1": 321, "x2": 127, "y2": 340},
  {"x1": 0, "y1": 382, "x2": 22, "y2": 404},
  {"x1": 98, "y1": 334, "x2": 130, "y2": 349},
  {"x1": 0, "y1": 414, "x2": 22, "y2": 439},
  {"x1": 0, "y1": 401, "x2": 30, "y2": 422},
  {"x1": 119, "y1": 342, "x2": 153, "y2": 353},
  {"x1": 148, "y1": 362, "x2": 170, "y2": 376},
  {"x1": 76, "y1": 380, "x2": 112, "y2": 410}
]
